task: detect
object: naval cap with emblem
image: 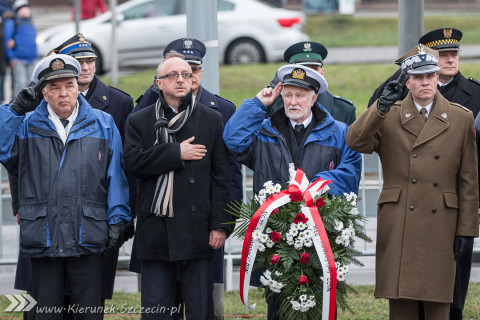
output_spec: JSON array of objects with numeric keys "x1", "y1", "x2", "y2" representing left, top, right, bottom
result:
[
  {"x1": 396, "y1": 44, "x2": 440, "y2": 75},
  {"x1": 53, "y1": 33, "x2": 97, "y2": 59},
  {"x1": 283, "y1": 41, "x2": 328, "y2": 66},
  {"x1": 32, "y1": 54, "x2": 81, "y2": 83},
  {"x1": 418, "y1": 28, "x2": 462, "y2": 51},
  {"x1": 277, "y1": 64, "x2": 328, "y2": 94},
  {"x1": 163, "y1": 38, "x2": 206, "y2": 65}
]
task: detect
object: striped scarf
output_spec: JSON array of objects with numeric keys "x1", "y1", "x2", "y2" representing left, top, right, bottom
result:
[{"x1": 151, "y1": 92, "x2": 196, "y2": 217}]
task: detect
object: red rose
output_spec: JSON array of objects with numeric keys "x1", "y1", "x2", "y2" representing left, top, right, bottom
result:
[
  {"x1": 298, "y1": 275, "x2": 309, "y2": 285},
  {"x1": 293, "y1": 213, "x2": 308, "y2": 224},
  {"x1": 315, "y1": 197, "x2": 325, "y2": 208},
  {"x1": 270, "y1": 230, "x2": 281, "y2": 243},
  {"x1": 271, "y1": 208, "x2": 279, "y2": 215},
  {"x1": 300, "y1": 252, "x2": 310, "y2": 264},
  {"x1": 270, "y1": 254, "x2": 280, "y2": 265},
  {"x1": 289, "y1": 191, "x2": 303, "y2": 202}
]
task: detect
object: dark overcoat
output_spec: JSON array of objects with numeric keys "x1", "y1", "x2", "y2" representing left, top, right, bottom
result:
[
  {"x1": 124, "y1": 100, "x2": 232, "y2": 261},
  {"x1": 346, "y1": 92, "x2": 479, "y2": 303}
]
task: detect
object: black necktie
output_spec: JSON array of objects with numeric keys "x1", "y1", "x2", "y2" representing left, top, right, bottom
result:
[
  {"x1": 294, "y1": 124, "x2": 304, "y2": 133},
  {"x1": 60, "y1": 118, "x2": 69, "y2": 128}
]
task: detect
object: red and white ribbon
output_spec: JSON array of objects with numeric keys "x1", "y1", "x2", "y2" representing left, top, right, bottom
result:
[{"x1": 239, "y1": 169, "x2": 337, "y2": 319}]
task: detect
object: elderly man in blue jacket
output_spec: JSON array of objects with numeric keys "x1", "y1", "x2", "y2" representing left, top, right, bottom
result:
[
  {"x1": 223, "y1": 64, "x2": 361, "y2": 320},
  {"x1": 0, "y1": 54, "x2": 131, "y2": 320}
]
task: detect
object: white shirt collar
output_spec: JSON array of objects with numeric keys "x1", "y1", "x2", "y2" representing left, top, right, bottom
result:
[
  {"x1": 413, "y1": 100, "x2": 433, "y2": 118},
  {"x1": 438, "y1": 78, "x2": 453, "y2": 87},
  {"x1": 290, "y1": 112, "x2": 313, "y2": 129},
  {"x1": 47, "y1": 102, "x2": 79, "y2": 145}
]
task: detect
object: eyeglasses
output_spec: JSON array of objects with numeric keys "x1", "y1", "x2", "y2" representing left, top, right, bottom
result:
[
  {"x1": 158, "y1": 72, "x2": 193, "y2": 80},
  {"x1": 77, "y1": 58, "x2": 96, "y2": 65},
  {"x1": 191, "y1": 66, "x2": 202, "y2": 74}
]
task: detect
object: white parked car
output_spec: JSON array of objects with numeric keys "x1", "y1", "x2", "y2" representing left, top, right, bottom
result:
[{"x1": 36, "y1": 0, "x2": 308, "y2": 73}]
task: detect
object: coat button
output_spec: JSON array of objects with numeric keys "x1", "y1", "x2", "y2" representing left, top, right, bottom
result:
[
  {"x1": 434, "y1": 155, "x2": 440, "y2": 159},
  {"x1": 433, "y1": 182, "x2": 438, "y2": 187},
  {"x1": 410, "y1": 205, "x2": 415, "y2": 211},
  {"x1": 412, "y1": 153, "x2": 417, "y2": 158},
  {"x1": 412, "y1": 178, "x2": 417, "y2": 184},
  {"x1": 191, "y1": 205, "x2": 196, "y2": 212},
  {"x1": 432, "y1": 209, "x2": 437, "y2": 213},
  {"x1": 189, "y1": 178, "x2": 195, "y2": 184}
]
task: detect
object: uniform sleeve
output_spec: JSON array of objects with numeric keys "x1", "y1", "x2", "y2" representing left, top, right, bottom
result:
[
  {"x1": 0, "y1": 104, "x2": 25, "y2": 165},
  {"x1": 346, "y1": 99, "x2": 385, "y2": 154},
  {"x1": 456, "y1": 113, "x2": 479, "y2": 236},
  {"x1": 106, "y1": 117, "x2": 131, "y2": 225}
]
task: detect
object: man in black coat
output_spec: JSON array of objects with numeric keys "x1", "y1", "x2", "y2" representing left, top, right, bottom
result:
[
  {"x1": 129, "y1": 38, "x2": 242, "y2": 318},
  {"x1": 124, "y1": 52, "x2": 232, "y2": 320},
  {"x1": 368, "y1": 28, "x2": 480, "y2": 320},
  {"x1": 264, "y1": 41, "x2": 356, "y2": 125}
]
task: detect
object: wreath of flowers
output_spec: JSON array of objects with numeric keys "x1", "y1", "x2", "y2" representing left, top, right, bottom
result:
[{"x1": 229, "y1": 174, "x2": 371, "y2": 320}]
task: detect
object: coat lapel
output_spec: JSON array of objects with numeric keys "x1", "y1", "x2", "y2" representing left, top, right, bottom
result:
[
  {"x1": 412, "y1": 92, "x2": 450, "y2": 149},
  {"x1": 401, "y1": 93, "x2": 424, "y2": 137}
]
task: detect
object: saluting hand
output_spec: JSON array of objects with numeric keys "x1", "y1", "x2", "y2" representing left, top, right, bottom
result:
[
  {"x1": 180, "y1": 136, "x2": 207, "y2": 161},
  {"x1": 256, "y1": 82, "x2": 282, "y2": 107}
]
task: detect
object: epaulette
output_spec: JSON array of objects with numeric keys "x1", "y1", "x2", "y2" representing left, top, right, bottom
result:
[
  {"x1": 468, "y1": 77, "x2": 480, "y2": 87},
  {"x1": 108, "y1": 85, "x2": 132, "y2": 98},
  {"x1": 333, "y1": 95, "x2": 354, "y2": 106},
  {"x1": 214, "y1": 94, "x2": 236, "y2": 107},
  {"x1": 451, "y1": 101, "x2": 470, "y2": 112}
]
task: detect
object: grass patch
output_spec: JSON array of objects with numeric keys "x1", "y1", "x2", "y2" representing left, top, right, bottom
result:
[
  {"x1": 306, "y1": 14, "x2": 480, "y2": 47},
  {"x1": 1, "y1": 284, "x2": 478, "y2": 319},
  {"x1": 103, "y1": 61, "x2": 480, "y2": 117}
]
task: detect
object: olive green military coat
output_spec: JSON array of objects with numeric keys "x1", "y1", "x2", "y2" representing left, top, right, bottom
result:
[{"x1": 346, "y1": 91, "x2": 479, "y2": 303}]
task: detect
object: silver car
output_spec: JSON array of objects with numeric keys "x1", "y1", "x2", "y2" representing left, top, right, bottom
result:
[{"x1": 36, "y1": 0, "x2": 308, "y2": 73}]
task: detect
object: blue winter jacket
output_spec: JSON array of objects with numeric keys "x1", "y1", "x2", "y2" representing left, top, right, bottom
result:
[
  {"x1": 0, "y1": 95, "x2": 131, "y2": 258},
  {"x1": 4, "y1": 17, "x2": 38, "y2": 62},
  {"x1": 223, "y1": 97, "x2": 361, "y2": 196}
]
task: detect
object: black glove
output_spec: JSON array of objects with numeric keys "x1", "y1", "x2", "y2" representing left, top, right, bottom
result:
[
  {"x1": 123, "y1": 219, "x2": 135, "y2": 241},
  {"x1": 105, "y1": 222, "x2": 127, "y2": 255},
  {"x1": 454, "y1": 236, "x2": 474, "y2": 260},
  {"x1": 10, "y1": 78, "x2": 46, "y2": 115},
  {"x1": 377, "y1": 70, "x2": 408, "y2": 115}
]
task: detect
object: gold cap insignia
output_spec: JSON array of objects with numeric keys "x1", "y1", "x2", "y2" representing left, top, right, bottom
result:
[
  {"x1": 78, "y1": 33, "x2": 86, "y2": 42},
  {"x1": 51, "y1": 59, "x2": 65, "y2": 71},
  {"x1": 291, "y1": 68, "x2": 306, "y2": 80},
  {"x1": 303, "y1": 42, "x2": 312, "y2": 52},
  {"x1": 417, "y1": 44, "x2": 426, "y2": 54},
  {"x1": 443, "y1": 28, "x2": 452, "y2": 39}
]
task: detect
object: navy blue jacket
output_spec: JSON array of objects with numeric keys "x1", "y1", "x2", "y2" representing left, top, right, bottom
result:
[
  {"x1": 223, "y1": 97, "x2": 361, "y2": 196},
  {"x1": 134, "y1": 85, "x2": 243, "y2": 202},
  {"x1": 0, "y1": 95, "x2": 131, "y2": 258}
]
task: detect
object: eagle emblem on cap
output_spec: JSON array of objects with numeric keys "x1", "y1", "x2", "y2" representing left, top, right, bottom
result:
[
  {"x1": 443, "y1": 28, "x2": 452, "y2": 39},
  {"x1": 51, "y1": 59, "x2": 65, "y2": 71},
  {"x1": 303, "y1": 42, "x2": 312, "y2": 52},
  {"x1": 183, "y1": 38, "x2": 193, "y2": 49},
  {"x1": 417, "y1": 44, "x2": 426, "y2": 54},
  {"x1": 291, "y1": 68, "x2": 306, "y2": 80},
  {"x1": 78, "y1": 33, "x2": 86, "y2": 42}
]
